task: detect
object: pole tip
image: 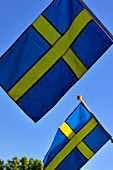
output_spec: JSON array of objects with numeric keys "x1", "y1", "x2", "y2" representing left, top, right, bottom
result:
[
  {"x1": 111, "y1": 138, "x2": 113, "y2": 143},
  {"x1": 77, "y1": 95, "x2": 82, "y2": 101}
]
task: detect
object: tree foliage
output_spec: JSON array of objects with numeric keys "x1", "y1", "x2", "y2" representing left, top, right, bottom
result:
[{"x1": 0, "y1": 156, "x2": 43, "y2": 170}]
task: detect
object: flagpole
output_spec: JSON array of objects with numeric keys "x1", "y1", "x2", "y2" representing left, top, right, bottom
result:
[
  {"x1": 77, "y1": 95, "x2": 113, "y2": 143},
  {"x1": 79, "y1": 0, "x2": 113, "y2": 41}
]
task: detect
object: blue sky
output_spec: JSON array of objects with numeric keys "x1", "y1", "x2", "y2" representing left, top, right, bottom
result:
[{"x1": 0, "y1": 0, "x2": 113, "y2": 169}]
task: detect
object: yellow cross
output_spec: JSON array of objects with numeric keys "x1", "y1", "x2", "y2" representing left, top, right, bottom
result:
[
  {"x1": 8, "y1": 9, "x2": 92, "y2": 101},
  {"x1": 45, "y1": 118, "x2": 96, "y2": 170}
]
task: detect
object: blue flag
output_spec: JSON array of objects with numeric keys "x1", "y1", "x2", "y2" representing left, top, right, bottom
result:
[
  {"x1": 43, "y1": 102, "x2": 111, "y2": 169},
  {"x1": 0, "y1": 0, "x2": 112, "y2": 122}
]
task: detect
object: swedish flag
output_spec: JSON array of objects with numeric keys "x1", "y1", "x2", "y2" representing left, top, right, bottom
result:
[
  {"x1": 0, "y1": 0, "x2": 112, "y2": 122},
  {"x1": 43, "y1": 102, "x2": 111, "y2": 169}
]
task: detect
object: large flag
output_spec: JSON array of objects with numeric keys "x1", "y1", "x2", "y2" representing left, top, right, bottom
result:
[
  {"x1": 0, "y1": 0, "x2": 112, "y2": 122},
  {"x1": 43, "y1": 99, "x2": 112, "y2": 169}
]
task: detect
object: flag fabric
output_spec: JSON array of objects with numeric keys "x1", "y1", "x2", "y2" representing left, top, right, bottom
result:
[
  {"x1": 43, "y1": 102, "x2": 111, "y2": 170},
  {"x1": 0, "y1": 0, "x2": 112, "y2": 122}
]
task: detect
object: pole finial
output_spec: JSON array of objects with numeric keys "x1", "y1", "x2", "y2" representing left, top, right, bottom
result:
[{"x1": 77, "y1": 95, "x2": 82, "y2": 101}]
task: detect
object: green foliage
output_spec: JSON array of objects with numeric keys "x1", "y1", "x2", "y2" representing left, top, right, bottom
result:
[
  {"x1": 0, "y1": 159, "x2": 4, "y2": 170},
  {"x1": 0, "y1": 156, "x2": 44, "y2": 170}
]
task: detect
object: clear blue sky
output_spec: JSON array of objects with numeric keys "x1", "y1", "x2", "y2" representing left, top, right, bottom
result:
[{"x1": 0, "y1": 0, "x2": 113, "y2": 169}]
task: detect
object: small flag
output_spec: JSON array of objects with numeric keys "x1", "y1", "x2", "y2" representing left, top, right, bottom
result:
[
  {"x1": 0, "y1": 0, "x2": 112, "y2": 122},
  {"x1": 43, "y1": 99, "x2": 112, "y2": 169}
]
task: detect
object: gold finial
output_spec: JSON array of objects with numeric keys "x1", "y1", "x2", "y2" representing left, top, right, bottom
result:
[{"x1": 77, "y1": 95, "x2": 82, "y2": 101}]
